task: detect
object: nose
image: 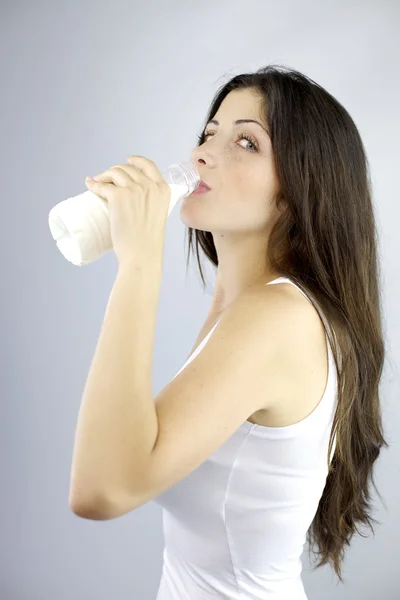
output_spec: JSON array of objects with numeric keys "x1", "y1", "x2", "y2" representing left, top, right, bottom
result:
[{"x1": 191, "y1": 146, "x2": 206, "y2": 165}]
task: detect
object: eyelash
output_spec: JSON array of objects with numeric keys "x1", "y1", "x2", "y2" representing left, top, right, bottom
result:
[{"x1": 196, "y1": 130, "x2": 259, "y2": 153}]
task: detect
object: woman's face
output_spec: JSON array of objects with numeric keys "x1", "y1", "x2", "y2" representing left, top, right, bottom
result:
[{"x1": 180, "y1": 88, "x2": 282, "y2": 236}]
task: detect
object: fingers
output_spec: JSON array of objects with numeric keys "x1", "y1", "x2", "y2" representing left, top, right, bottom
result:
[
  {"x1": 86, "y1": 156, "x2": 164, "y2": 193},
  {"x1": 127, "y1": 156, "x2": 165, "y2": 184},
  {"x1": 89, "y1": 167, "x2": 134, "y2": 188}
]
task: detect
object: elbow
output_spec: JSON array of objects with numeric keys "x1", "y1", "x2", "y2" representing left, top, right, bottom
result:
[
  {"x1": 69, "y1": 487, "x2": 142, "y2": 520},
  {"x1": 69, "y1": 490, "x2": 113, "y2": 520}
]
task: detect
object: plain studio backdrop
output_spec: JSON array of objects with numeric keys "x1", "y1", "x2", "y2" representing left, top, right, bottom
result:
[{"x1": 1, "y1": 1, "x2": 399, "y2": 598}]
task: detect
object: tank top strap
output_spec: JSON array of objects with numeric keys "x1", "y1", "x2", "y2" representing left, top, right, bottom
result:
[
  {"x1": 265, "y1": 276, "x2": 310, "y2": 302},
  {"x1": 266, "y1": 276, "x2": 342, "y2": 373},
  {"x1": 265, "y1": 276, "x2": 328, "y2": 334}
]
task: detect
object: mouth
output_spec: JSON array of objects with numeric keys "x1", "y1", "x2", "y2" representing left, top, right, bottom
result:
[
  {"x1": 191, "y1": 182, "x2": 211, "y2": 195},
  {"x1": 194, "y1": 179, "x2": 211, "y2": 191}
]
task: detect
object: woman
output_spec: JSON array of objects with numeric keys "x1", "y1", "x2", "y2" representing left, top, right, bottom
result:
[
  {"x1": 157, "y1": 65, "x2": 387, "y2": 598},
  {"x1": 73, "y1": 65, "x2": 388, "y2": 599}
]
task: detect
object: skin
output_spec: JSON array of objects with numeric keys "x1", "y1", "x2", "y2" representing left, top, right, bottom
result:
[
  {"x1": 180, "y1": 87, "x2": 287, "y2": 317},
  {"x1": 178, "y1": 90, "x2": 328, "y2": 432}
]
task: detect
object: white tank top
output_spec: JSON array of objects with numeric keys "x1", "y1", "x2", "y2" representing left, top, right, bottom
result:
[{"x1": 153, "y1": 277, "x2": 338, "y2": 600}]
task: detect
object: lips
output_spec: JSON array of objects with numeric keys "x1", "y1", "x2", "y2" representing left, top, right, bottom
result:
[{"x1": 198, "y1": 180, "x2": 211, "y2": 191}]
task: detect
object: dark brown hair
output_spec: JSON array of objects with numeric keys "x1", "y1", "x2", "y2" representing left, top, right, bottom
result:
[{"x1": 185, "y1": 65, "x2": 389, "y2": 583}]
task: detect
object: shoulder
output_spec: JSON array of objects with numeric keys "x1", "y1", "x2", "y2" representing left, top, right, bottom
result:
[
  {"x1": 222, "y1": 282, "x2": 326, "y2": 388},
  {"x1": 222, "y1": 281, "x2": 318, "y2": 346},
  {"x1": 228, "y1": 282, "x2": 328, "y2": 410},
  {"x1": 187, "y1": 282, "x2": 320, "y2": 392}
]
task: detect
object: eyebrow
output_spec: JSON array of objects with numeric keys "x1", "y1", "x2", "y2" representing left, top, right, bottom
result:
[{"x1": 207, "y1": 118, "x2": 269, "y2": 135}]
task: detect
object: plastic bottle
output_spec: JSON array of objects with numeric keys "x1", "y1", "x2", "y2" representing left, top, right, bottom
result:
[{"x1": 48, "y1": 160, "x2": 200, "y2": 266}]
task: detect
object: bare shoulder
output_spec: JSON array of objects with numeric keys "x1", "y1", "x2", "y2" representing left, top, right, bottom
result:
[
  {"x1": 184, "y1": 282, "x2": 323, "y2": 411},
  {"x1": 249, "y1": 281, "x2": 329, "y2": 422},
  {"x1": 212, "y1": 283, "x2": 310, "y2": 346},
  {"x1": 254, "y1": 280, "x2": 328, "y2": 355},
  {"x1": 238, "y1": 280, "x2": 321, "y2": 336}
]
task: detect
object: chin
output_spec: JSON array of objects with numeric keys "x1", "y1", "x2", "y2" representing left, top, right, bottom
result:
[{"x1": 179, "y1": 199, "x2": 213, "y2": 230}]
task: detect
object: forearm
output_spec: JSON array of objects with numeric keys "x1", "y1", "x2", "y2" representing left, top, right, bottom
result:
[{"x1": 69, "y1": 258, "x2": 162, "y2": 509}]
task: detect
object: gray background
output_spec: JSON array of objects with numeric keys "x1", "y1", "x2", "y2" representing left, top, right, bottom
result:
[{"x1": 2, "y1": 0, "x2": 399, "y2": 598}]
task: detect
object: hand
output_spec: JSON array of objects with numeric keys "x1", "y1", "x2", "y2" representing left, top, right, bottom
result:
[{"x1": 85, "y1": 155, "x2": 171, "y2": 267}]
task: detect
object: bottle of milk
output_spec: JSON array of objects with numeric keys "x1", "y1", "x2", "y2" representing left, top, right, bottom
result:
[{"x1": 48, "y1": 160, "x2": 200, "y2": 266}]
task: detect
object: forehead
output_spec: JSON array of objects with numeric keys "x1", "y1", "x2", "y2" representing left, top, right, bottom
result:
[{"x1": 213, "y1": 88, "x2": 265, "y2": 123}]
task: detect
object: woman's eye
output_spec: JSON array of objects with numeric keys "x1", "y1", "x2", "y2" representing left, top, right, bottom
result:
[{"x1": 197, "y1": 130, "x2": 258, "y2": 152}]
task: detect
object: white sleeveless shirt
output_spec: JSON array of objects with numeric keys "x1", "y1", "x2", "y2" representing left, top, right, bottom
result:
[{"x1": 153, "y1": 277, "x2": 338, "y2": 599}]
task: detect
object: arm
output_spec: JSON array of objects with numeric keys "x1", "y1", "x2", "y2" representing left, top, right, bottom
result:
[{"x1": 69, "y1": 257, "x2": 163, "y2": 515}]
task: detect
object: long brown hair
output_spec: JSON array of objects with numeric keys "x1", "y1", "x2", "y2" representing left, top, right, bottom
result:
[{"x1": 185, "y1": 65, "x2": 389, "y2": 582}]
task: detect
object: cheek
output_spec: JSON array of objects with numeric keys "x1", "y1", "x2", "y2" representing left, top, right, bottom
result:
[
  {"x1": 231, "y1": 173, "x2": 268, "y2": 209},
  {"x1": 230, "y1": 178, "x2": 273, "y2": 227},
  {"x1": 234, "y1": 161, "x2": 267, "y2": 191}
]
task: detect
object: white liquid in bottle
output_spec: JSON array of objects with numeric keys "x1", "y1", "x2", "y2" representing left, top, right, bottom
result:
[{"x1": 48, "y1": 160, "x2": 200, "y2": 266}]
